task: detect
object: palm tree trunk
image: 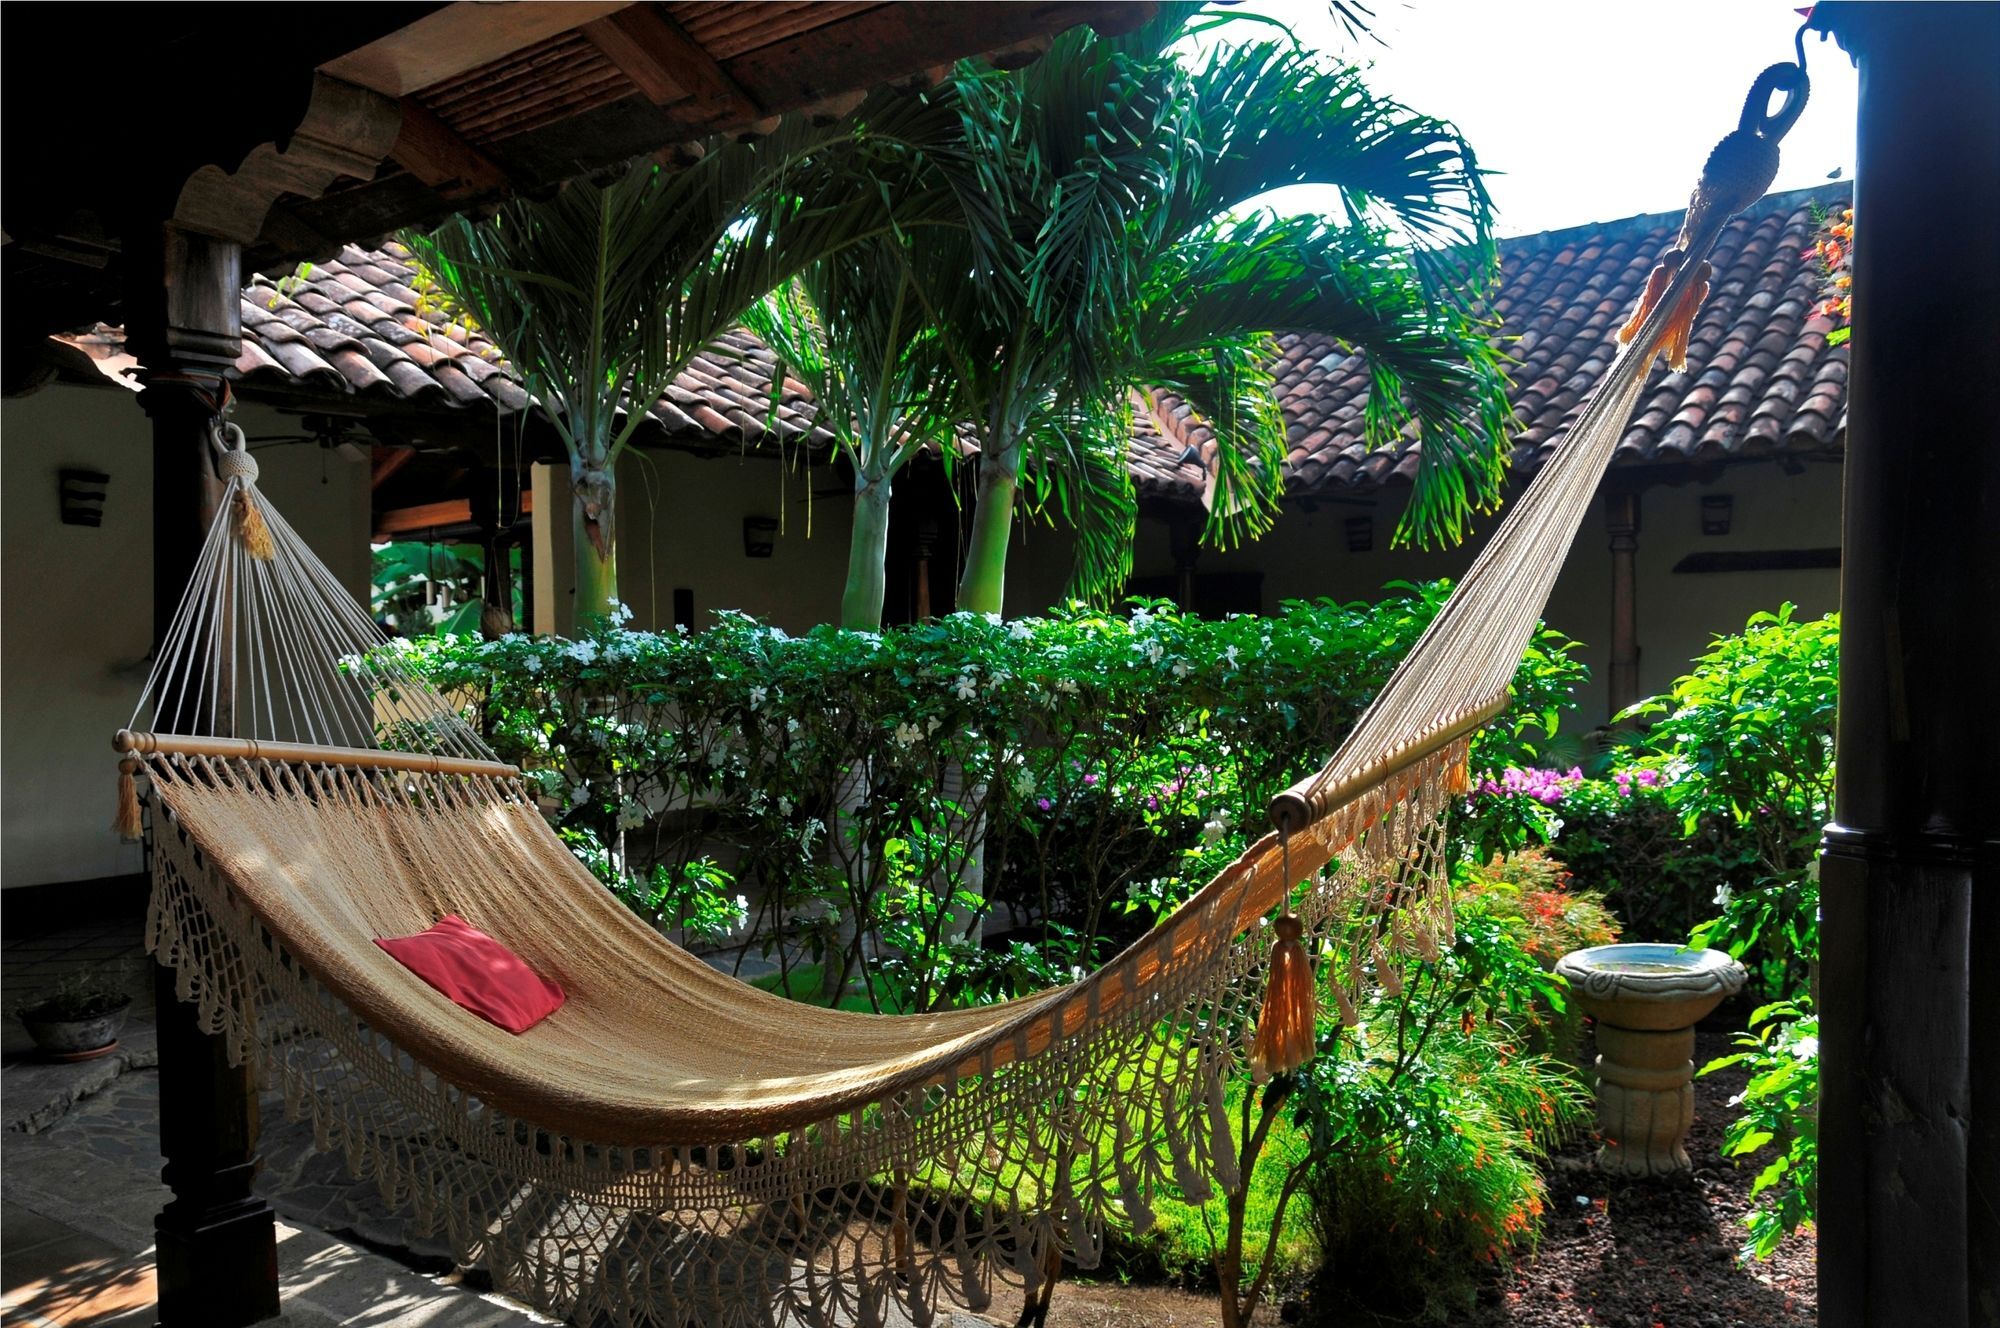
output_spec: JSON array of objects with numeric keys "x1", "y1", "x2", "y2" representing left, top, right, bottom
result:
[
  {"x1": 955, "y1": 440, "x2": 1020, "y2": 616},
  {"x1": 841, "y1": 473, "x2": 893, "y2": 630},
  {"x1": 571, "y1": 454, "x2": 617, "y2": 621}
]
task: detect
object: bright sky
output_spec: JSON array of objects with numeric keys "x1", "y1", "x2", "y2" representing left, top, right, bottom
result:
[{"x1": 1218, "y1": 1, "x2": 1857, "y2": 237}]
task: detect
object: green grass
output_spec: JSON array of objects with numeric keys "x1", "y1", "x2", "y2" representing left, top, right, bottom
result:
[
  {"x1": 904, "y1": 1054, "x2": 1320, "y2": 1290},
  {"x1": 749, "y1": 962, "x2": 910, "y2": 1013}
]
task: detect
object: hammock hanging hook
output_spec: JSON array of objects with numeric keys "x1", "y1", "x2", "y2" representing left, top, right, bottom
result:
[{"x1": 1738, "y1": 59, "x2": 1810, "y2": 145}]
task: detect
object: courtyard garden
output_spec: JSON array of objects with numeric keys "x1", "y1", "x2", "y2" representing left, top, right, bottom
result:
[{"x1": 379, "y1": 591, "x2": 1833, "y2": 1325}]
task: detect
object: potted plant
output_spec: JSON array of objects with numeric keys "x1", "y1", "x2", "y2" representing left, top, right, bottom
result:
[{"x1": 14, "y1": 967, "x2": 133, "y2": 1061}]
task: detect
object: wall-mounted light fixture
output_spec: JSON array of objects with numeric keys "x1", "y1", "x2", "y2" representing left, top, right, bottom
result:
[
  {"x1": 743, "y1": 516, "x2": 779, "y2": 558},
  {"x1": 1344, "y1": 515, "x2": 1373, "y2": 553},
  {"x1": 1700, "y1": 493, "x2": 1734, "y2": 536},
  {"x1": 59, "y1": 468, "x2": 110, "y2": 526}
]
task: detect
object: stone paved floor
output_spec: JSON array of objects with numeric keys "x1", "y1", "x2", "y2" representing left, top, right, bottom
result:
[
  {"x1": 3, "y1": 918, "x2": 980, "y2": 1327},
  {"x1": 4, "y1": 917, "x2": 545, "y2": 1326}
]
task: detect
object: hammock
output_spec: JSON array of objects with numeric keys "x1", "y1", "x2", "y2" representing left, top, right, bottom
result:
[{"x1": 119, "y1": 69, "x2": 1803, "y2": 1328}]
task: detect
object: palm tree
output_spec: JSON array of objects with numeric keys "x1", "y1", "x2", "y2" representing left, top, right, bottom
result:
[
  {"x1": 408, "y1": 95, "x2": 972, "y2": 621},
  {"x1": 918, "y1": 9, "x2": 1513, "y2": 614},
  {"x1": 744, "y1": 241, "x2": 959, "y2": 629}
]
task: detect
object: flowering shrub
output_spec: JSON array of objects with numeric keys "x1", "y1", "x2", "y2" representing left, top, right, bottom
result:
[
  {"x1": 1623, "y1": 604, "x2": 1835, "y2": 997},
  {"x1": 1293, "y1": 884, "x2": 1593, "y2": 1323},
  {"x1": 1809, "y1": 204, "x2": 1853, "y2": 347},
  {"x1": 393, "y1": 585, "x2": 1587, "y2": 1010},
  {"x1": 1453, "y1": 849, "x2": 1619, "y2": 970}
]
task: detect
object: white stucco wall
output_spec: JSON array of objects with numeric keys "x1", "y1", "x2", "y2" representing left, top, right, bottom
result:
[
  {"x1": 1, "y1": 384, "x2": 370, "y2": 889},
  {"x1": 1005, "y1": 459, "x2": 1841, "y2": 725},
  {"x1": 612, "y1": 450, "x2": 858, "y2": 634}
]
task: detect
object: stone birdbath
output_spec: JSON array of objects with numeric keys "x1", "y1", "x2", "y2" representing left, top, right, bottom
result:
[{"x1": 1555, "y1": 942, "x2": 1747, "y2": 1177}]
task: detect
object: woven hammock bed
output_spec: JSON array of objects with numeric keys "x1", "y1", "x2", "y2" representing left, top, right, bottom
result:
[{"x1": 118, "y1": 66, "x2": 1805, "y2": 1328}]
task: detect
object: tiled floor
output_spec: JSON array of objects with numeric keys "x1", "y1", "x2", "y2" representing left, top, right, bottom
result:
[
  {"x1": 3, "y1": 917, "x2": 541, "y2": 1325},
  {"x1": 0, "y1": 1204, "x2": 155, "y2": 1326}
]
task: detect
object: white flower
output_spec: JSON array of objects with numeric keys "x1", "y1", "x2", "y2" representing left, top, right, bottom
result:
[
  {"x1": 1013, "y1": 769, "x2": 1037, "y2": 797},
  {"x1": 607, "y1": 599, "x2": 633, "y2": 625},
  {"x1": 675, "y1": 623, "x2": 690, "y2": 636},
  {"x1": 1144, "y1": 640, "x2": 1165, "y2": 665},
  {"x1": 1008, "y1": 621, "x2": 1034, "y2": 642},
  {"x1": 1793, "y1": 1035, "x2": 1819, "y2": 1059},
  {"x1": 566, "y1": 640, "x2": 599, "y2": 665},
  {"x1": 894, "y1": 722, "x2": 922, "y2": 748},
  {"x1": 786, "y1": 717, "x2": 801, "y2": 734},
  {"x1": 1130, "y1": 608, "x2": 1154, "y2": 631},
  {"x1": 617, "y1": 799, "x2": 647, "y2": 830},
  {"x1": 748, "y1": 685, "x2": 769, "y2": 710},
  {"x1": 983, "y1": 612, "x2": 1004, "y2": 627},
  {"x1": 1171, "y1": 659, "x2": 1191, "y2": 679},
  {"x1": 926, "y1": 716, "x2": 942, "y2": 735},
  {"x1": 1713, "y1": 884, "x2": 1734, "y2": 908},
  {"x1": 777, "y1": 796, "x2": 794, "y2": 816},
  {"x1": 986, "y1": 669, "x2": 1011, "y2": 692},
  {"x1": 1223, "y1": 645, "x2": 1239, "y2": 668},
  {"x1": 522, "y1": 655, "x2": 542, "y2": 674},
  {"x1": 1057, "y1": 677, "x2": 1080, "y2": 695},
  {"x1": 953, "y1": 672, "x2": 979, "y2": 701}
]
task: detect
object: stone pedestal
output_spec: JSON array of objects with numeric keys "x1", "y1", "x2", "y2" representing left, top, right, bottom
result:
[{"x1": 1555, "y1": 943, "x2": 1746, "y2": 1178}]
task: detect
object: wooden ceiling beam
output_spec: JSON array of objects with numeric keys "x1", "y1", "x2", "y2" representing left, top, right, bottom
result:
[
  {"x1": 579, "y1": 6, "x2": 759, "y2": 117},
  {"x1": 390, "y1": 98, "x2": 508, "y2": 197},
  {"x1": 322, "y1": 1, "x2": 634, "y2": 97},
  {"x1": 374, "y1": 489, "x2": 533, "y2": 540},
  {"x1": 371, "y1": 446, "x2": 416, "y2": 491}
]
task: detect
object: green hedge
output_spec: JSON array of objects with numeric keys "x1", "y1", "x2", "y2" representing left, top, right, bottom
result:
[{"x1": 391, "y1": 585, "x2": 1586, "y2": 1008}]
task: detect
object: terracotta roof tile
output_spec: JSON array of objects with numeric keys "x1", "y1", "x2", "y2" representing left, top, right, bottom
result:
[
  {"x1": 1131, "y1": 185, "x2": 1850, "y2": 502},
  {"x1": 62, "y1": 191, "x2": 1848, "y2": 487}
]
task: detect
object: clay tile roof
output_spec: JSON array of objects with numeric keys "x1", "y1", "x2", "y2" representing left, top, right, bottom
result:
[
  {"x1": 55, "y1": 187, "x2": 1847, "y2": 491},
  {"x1": 1130, "y1": 184, "x2": 1850, "y2": 502}
]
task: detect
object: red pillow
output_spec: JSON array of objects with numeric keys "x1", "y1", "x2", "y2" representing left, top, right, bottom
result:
[{"x1": 374, "y1": 915, "x2": 566, "y2": 1034}]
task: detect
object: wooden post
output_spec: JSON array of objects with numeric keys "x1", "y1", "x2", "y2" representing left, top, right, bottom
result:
[
  {"x1": 1604, "y1": 489, "x2": 1641, "y2": 717},
  {"x1": 912, "y1": 516, "x2": 938, "y2": 622},
  {"x1": 129, "y1": 224, "x2": 282, "y2": 1327},
  {"x1": 1168, "y1": 513, "x2": 1201, "y2": 614},
  {"x1": 472, "y1": 467, "x2": 524, "y2": 635},
  {"x1": 1815, "y1": 7, "x2": 2000, "y2": 1327}
]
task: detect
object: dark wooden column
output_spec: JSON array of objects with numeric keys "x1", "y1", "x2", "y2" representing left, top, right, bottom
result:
[
  {"x1": 128, "y1": 224, "x2": 282, "y2": 1328},
  {"x1": 472, "y1": 469, "x2": 525, "y2": 636},
  {"x1": 1168, "y1": 513, "x2": 1201, "y2": 613},
  {"x1": 1815, "y1": 7, "x2": 2000, "y2": 1327},
  {"x1": 1603, "y1": 489, "x2": 1641, "y2": 717}
]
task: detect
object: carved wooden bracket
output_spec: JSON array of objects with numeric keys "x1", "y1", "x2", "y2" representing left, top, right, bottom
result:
[{"x1": 172, "y1": 73, "x2": 403, "y2": 246}]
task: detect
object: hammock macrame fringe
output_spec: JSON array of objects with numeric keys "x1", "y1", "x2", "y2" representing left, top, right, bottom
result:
[{"x1": 137, "y1": 745, "x2": 1460, "y2": 1326}]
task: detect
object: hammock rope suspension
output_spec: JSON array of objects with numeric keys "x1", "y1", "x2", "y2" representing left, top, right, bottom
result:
[{"x1": 115, "y1": 57, "x2": 1808, "y2": 1328}]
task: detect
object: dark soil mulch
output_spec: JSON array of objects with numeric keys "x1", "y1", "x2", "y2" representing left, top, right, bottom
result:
[{"x1": 1448, "y1": 1020, "x2": 1815, "y2": 1328}]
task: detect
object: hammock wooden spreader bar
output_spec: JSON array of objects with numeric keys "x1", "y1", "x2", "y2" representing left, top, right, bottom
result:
[
  {"x1": 119, "y1": 60, "x2": 1806, "y2": 1328},
  {"x1": 114, "y1": 729, "x2": 522, "y2": 780}
]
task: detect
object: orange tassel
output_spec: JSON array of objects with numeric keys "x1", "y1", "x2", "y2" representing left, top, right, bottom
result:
[
  {"x1": 1617, "y1": 250, "x2": 1713, "y2": 372},
  {"x1": 1249, "y1": 915, "x2": 1317, "y2": 1082},
  {"x1": 235, "y1": 488, "x2": 275, "y2": 560},
  {"x1": 113, "y1": 758, "x2": 143, "y2": 840}
]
